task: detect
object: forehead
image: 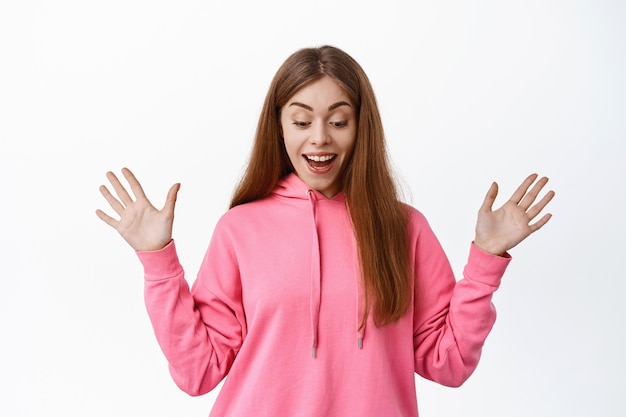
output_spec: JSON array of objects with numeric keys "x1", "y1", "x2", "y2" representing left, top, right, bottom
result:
[{"x1": 286, "y1": 76, "x2": 352, "y2": 109}]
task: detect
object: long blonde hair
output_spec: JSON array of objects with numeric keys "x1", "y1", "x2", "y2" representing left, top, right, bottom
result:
[{"x1": 231, "y1": 46, "x2": 411, "y2": 327}]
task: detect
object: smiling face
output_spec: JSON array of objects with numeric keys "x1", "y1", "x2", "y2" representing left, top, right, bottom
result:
[{"x1": 280, "y1": 76, "x2": 357, "y2": 198}]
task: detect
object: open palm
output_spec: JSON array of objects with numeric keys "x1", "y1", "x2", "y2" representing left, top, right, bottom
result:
[
  {"x1": 474, "y1": 173, "x2": 555, "y2": 256},
  {"x1": 96, "y1": 168, "x2": 180, "y2": 252}
]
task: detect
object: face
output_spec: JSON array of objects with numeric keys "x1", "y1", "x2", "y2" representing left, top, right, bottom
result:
[{"x1": 280, "y1": 76, "x2": 357, "y2": 198}]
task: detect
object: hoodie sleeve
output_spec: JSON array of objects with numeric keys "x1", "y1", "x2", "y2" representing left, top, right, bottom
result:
[
  {"x1": 411, "y1": 210, "x2": 511, "y2": 387},
  {"x1": 138, "y1": 223, "x2": 246, "y2": 396}
]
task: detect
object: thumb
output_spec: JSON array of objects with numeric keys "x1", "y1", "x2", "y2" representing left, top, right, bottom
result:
[
  {"x1": 163, "y1": 183, "x2": 181, "y2": 214},
  {"x1": 479, "y1": 182, "x2": 498, "y2": 213}
]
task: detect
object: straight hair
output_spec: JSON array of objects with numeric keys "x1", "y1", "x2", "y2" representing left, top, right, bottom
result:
[{"x1": 230, "y1": 46, "x2": 411, "y2": 327}]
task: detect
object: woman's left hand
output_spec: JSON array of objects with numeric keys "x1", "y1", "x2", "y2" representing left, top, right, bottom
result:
[{"x1": 474, "y1": 173, "x2": 555, "y2": 256}]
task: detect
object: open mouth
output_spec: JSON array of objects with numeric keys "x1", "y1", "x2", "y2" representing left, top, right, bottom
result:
[{"x1": 304, "y1": 154, "x2": 336, "y2": 169}]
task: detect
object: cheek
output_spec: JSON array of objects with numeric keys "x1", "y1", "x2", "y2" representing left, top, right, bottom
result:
[
  {"x1": 341, "y1": 131, "x2": 357, "y2": 155},
  {"x1": 282, "y1": 128, "x2": 307, "y2": 154},
  {"x1": 282, "y1": 136, "x2": 302, "y2": 166}
]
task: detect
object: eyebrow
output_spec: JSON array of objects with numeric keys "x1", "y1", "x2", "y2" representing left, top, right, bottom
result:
[{"x1": 288, "y1": 101, "x2": 352, "y2": 111}]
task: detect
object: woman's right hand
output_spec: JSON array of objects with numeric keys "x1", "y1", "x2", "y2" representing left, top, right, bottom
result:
[{"x1": 96, "y1": 168, "x2": 181, "y2": 252}]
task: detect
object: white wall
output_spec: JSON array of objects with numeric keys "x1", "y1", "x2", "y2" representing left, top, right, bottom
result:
[{"x1": 1, "y1": 1, "x2": 624, "y2": 416}]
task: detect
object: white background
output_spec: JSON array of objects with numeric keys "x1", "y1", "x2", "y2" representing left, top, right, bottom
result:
[{"x1": 1, "y1": 1, "x2": 624, "y2": 416}]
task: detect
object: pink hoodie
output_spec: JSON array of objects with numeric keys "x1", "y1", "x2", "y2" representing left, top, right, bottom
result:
[{"x1": 138, "y1": 173, "x2": 511, "y2": 416}]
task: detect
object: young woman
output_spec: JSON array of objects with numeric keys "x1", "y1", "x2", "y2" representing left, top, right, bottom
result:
[{"x1": 96, "y1": 45, "x2": 554, "y2": 416}]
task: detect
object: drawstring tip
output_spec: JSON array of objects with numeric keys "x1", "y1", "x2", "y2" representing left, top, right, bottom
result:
[
  {"x1": 312, "y1": 347, "x2": 317, "y2": 358},
  {"x1": 357, "y1": 337, "x2": 363, "y2": 349}
]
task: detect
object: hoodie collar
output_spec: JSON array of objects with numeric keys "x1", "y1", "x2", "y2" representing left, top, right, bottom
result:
[{"x1": 272, "y1": 173, "x2": 346, "y2": 204}]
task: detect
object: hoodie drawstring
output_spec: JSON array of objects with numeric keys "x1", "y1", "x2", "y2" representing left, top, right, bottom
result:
[
  {"x1": 354, "y1": 233, "x2": 366, "y2": 350},
  {"x1": 307, "y1": 190, "x2": 321, "y2": 358},
  {"x1": 306, "y1": 188, "x2": 365, "y2": 358}
]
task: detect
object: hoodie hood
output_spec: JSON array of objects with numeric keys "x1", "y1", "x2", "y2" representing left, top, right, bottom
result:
[{"x1": 272, "y1": 173, "x2": 365, "y2": 357}]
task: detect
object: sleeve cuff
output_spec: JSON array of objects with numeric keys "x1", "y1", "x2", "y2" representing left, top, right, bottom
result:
[
  {"x1": 136, "y1": 240, "x2": 183, "y2": 281},
  {"x1": 464, "y1": 242, "x2": 512, "y2": 287}
]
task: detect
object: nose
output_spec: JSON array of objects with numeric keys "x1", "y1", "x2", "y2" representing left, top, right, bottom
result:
[{"x1": 309, "y1": 122, "x2": 331, "y2": 145}]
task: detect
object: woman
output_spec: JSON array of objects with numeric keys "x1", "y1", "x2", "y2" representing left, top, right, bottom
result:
[{"x1": 96, "y1": 45, "x2": 554, "y2": 416}]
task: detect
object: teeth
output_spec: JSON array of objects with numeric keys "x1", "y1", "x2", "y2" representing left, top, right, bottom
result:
[{"x1": 306, "y1": 155, "x2": 335, "y2": 162}]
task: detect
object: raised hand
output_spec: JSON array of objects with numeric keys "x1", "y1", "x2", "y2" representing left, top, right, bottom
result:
[
  {"x1": 96, "y1": 168, "x2": 180, "y2": 252},
  {"x1": 474, "y1": 173, "x2": 555, "y2": 256}
]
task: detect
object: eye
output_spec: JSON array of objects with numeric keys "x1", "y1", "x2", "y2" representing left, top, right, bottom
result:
[
  {"x1": 293, "y1": 121, "x2": 310, "y2": 128},
  {"x1": 330, "y1": 121, "x2": 348, "y2": 128}
]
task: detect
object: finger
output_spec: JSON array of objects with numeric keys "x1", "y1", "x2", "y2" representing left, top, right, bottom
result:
[
  {"x1": 99, "y1": 184, "x2": 125, "y2": 216},
  {"x1": 526, "y1": 189, "x2": 555, "y2": 221},
  {"x1": 95, "y1": 208, "x2": 119, "y2": 229},
  {"x1": 106, "y1": 171, "x2": 134, "y2": 206},
  {"x1": 163, "y1": 183, "x2": 181, "y2": 214},
  {"x1": 529, "y1": 213, "x2": 553, "y2": 233},
  {"x1": 479, "y1": 182, "x2": 498, "y2": 213},
  {"x1": 121, "y1": 167, "x2": 148, "y2": 200},
  {"x1": 509, "y1": 173, "x2": 539, "y2": 205},
  {"x1": 519, "y1": 176, "x2": 549, "y2": 211}
]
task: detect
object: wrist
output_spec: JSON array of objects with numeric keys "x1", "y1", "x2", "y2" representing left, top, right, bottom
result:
[{"x1": 473, "y1": 239, "x2": 505, "y2": 257}]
